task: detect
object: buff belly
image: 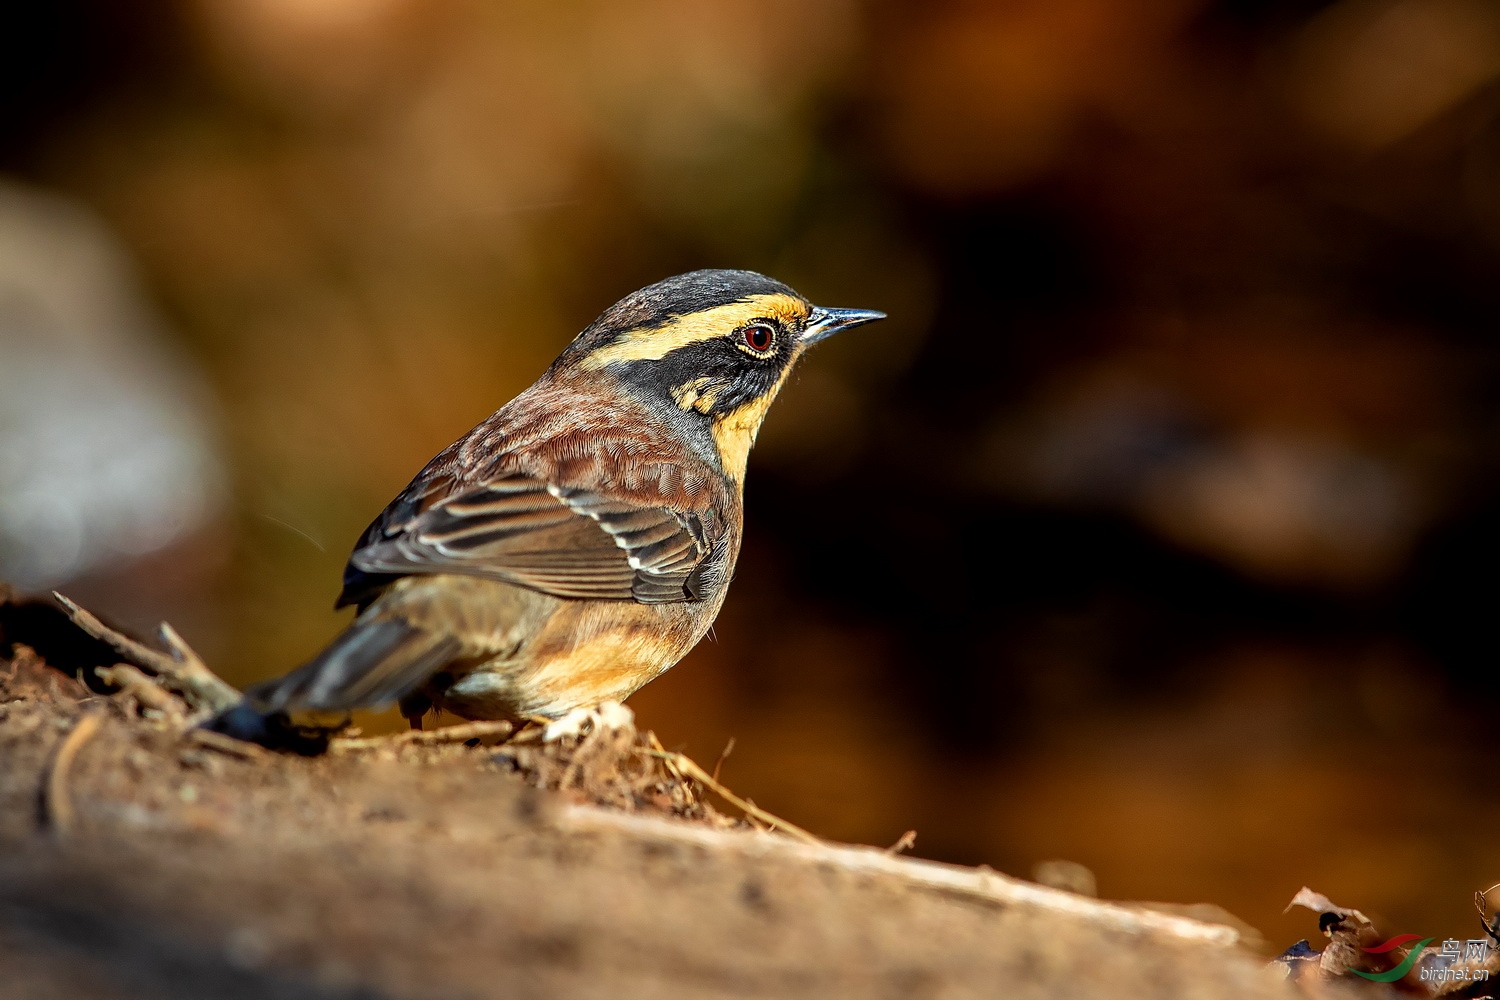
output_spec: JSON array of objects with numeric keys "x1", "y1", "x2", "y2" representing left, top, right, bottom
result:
[{"x1": 429, "y1": 583, "x2": 721, "y2": 720}]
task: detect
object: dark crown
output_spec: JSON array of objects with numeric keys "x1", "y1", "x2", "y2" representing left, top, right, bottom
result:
[{"x1": 557, "y1": 270, "x2": 803, "y2": 365}]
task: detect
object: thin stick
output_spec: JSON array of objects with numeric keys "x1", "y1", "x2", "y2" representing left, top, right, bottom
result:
[
  {"x1": 156, "y1": 622, "x2": 241, "y2": 713},
  {"x1": 186, "y1": 728, "x2": 271, "y2": 760},
  {"x1": 711, "y1": 736, "x2": 735, "y2": 784},
  {"x1": 642, "y1": 732, "x2": 696, "y2": 807},
  {"x1": 95, "y1": 663, "x2": 183, "y2": 717},
  {"x1": 330, "y1": 720, "x2": 515, "y2": 751},
  {"x1": 646, "y1": 732, "x2": 683, "y2": 780},
  {"x1": 886, "y1": 830, "x2": 918, "y2": 855},
  {"x1": 45, "y1": 712, "x2": 103, "y2": 837},
  {"x1": 1476, "y1": 883, "x2": 1500, "y2": 939},
  {"x1": 53, "y1": 593, "x2": 240, "y2": 713},
  {"x1": 498, "y1": 716, "x2": 554, "y2": 744},
  {"x1": 53, "y1": 593, "x2": 175, "y2": 677},
  {"x1": 648, "y1": 749, "x2": 821, "y2": 847}
]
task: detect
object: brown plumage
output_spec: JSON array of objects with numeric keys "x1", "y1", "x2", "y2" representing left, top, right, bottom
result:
[{"x1": 245, "y1": 269, "x2": 884, "y2": 726}]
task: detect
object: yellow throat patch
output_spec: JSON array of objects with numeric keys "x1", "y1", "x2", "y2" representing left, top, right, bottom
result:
[{"x1": 708, "y1": 370, "x2": 791, "y2": 484}]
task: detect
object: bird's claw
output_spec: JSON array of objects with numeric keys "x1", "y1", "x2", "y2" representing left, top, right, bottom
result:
[{"x1": 542, "y1": 701, "x2": 634, "y2": 742}]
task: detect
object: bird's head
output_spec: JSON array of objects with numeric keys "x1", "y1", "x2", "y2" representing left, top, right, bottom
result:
[{"x1": 556, "y1": 269, "x2": 885, "y2": 482}]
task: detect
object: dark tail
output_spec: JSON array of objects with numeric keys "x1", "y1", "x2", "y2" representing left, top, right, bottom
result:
[{"x1": 246, "y1": 617, "x2": 461, "y2": 714}]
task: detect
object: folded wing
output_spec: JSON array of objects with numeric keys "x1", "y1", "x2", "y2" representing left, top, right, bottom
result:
[{"x1": 345, "y1": 474, "x2": 708, "y2": 605}]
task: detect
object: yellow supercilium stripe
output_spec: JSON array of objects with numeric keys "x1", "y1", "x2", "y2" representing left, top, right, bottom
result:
[{"x1": 580, "y1": 293, "x2": 806, "y2": 369}]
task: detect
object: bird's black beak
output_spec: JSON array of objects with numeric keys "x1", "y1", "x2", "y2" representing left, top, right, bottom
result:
[{"x1": 800, "y1": 306, "x2": 887, "y2": 346}]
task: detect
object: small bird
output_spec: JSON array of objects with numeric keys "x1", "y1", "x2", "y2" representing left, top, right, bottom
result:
[{"x1": 248, "y1": 270, "x2": 884, "y2": 728}]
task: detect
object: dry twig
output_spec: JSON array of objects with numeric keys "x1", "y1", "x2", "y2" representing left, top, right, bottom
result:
[
  {"x1": 886, "y1": 830, "x2": 918, "y2": 855},
  {"x1": 711, "y1": 736, "x2": 735, "y2": 783},
  {"x1": 95, "y1": 663, "x2": 184, "y2": 717},
  {"x1": 44, "y1": 712, "x2": 103, "y2": 837},
  {"x1": 186, "y1": 728, "x2": 271, "y2": 760},
  {"x1": 53, "y1": 592, "x2": 240, "y2": 714},
  {"x1": 649, "y1": 749, "x2": 821, "y2": 847},
  {"x1": 330, "y1": 720, "x2": 515, "y2": 751}
]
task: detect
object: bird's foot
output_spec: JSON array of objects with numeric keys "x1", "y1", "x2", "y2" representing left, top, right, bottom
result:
[{"x1": 541, "y1": 701, "x2": 634, "y2": 743}]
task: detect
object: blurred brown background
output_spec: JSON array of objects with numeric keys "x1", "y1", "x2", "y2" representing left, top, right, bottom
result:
[{"x1": 3, "y1": 0, "x2": 1500, "y2": 949}]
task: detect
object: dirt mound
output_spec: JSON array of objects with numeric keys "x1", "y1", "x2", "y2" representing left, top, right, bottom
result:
[{"x1": 0, "y1": 590, "x2": 1292, "y2": 999}]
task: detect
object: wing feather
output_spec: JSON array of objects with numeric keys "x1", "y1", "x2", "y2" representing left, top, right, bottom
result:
[{"x1": 347, "y1": 474, "x2": 709, "y2": 604}]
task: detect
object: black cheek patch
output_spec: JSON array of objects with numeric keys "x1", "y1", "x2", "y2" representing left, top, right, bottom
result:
[
  {"x1": 622, "y1": 340, "x2": 787, "y2": 417},
  {"x1": 705, "y1": 363, "x2": 780, "y2": 415}
]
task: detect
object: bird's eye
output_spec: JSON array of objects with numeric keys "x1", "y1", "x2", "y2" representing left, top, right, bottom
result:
[{"x1": 739, "y1": 323, "x2": 776, "y2": 355}]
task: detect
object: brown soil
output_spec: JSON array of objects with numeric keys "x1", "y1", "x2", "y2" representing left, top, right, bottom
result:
[{"x1": 0, "y1": 596, "x2": 1299, "y2": 1000}]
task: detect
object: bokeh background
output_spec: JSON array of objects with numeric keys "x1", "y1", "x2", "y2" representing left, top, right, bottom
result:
[{"x1": 5, "y1": 0, "x2": 1500, "y2": 948}]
